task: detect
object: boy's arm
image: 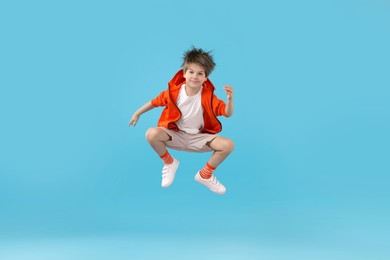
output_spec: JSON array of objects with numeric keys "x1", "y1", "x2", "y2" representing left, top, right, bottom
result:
[
  {"x1": 224, "y1": 85, "x2": 234, "y2": 117},
  {"x1": 128, "y1": 101, "x2": 155, "y2": 126}
]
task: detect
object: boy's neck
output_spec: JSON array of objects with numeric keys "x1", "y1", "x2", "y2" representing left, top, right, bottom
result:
[{"x1": 185, "y1": 85, "x2": 202, "y2": 96}]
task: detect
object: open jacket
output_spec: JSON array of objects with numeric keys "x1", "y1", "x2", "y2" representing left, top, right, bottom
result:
[{"x1": 151, "y1": 70, "x2": 227, "y2": 134}]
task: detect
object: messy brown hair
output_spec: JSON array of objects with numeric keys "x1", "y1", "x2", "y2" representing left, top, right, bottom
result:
[{"x1": 182, "y1": 47, "x2": 216, "y2": 77}]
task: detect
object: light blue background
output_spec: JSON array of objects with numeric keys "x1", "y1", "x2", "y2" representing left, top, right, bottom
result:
[{"x1": 1, "y1": 0, "x2": 389, "y2": 259}]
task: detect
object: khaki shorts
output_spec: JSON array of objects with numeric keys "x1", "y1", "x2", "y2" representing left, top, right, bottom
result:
[{"x1": 160, "y1": 127, "x2": 217, "y2": 153}]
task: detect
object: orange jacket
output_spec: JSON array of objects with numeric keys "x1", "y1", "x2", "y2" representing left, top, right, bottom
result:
[{"x1": 151, "y1": 70, "x2": 227, "y2": 134}]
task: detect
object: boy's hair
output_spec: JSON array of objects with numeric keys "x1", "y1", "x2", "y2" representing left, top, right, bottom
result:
[{"x1": 182, "y1": 47, "x2": 216, "y2": 77}]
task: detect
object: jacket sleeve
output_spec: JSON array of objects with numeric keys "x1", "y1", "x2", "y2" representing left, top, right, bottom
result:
[
  {"x1": 212, "y1": 94, "x2": 227, "y2": 117},
  {"x1": 151, "y1": 89, "x2": 168, "y2": 107}
]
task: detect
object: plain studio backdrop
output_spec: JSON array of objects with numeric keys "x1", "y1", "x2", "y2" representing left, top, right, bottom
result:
[{"x1": 0, "y1": 0, "x2": 389, "y2": 259}]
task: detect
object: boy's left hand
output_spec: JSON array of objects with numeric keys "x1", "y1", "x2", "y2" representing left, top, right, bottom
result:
[{"x1": 224, "y1": 85, "x2": 234, "y2": 100}]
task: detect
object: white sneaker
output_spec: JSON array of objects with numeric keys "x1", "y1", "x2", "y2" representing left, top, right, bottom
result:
[
  {"x1": 194, "y1": 171, "x2": 226, "y2": 194},
  {"x1": 161, "y1": 158, "x2": 179, "y2": 188}
]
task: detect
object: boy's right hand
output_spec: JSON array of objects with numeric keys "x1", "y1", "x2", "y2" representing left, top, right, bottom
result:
[{"x1": 128, "y1": 114, "x2": 140, "y2": 127}]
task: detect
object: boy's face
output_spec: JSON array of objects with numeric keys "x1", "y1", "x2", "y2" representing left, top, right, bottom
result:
[{"x1": 183, "y1": 63, "x2": 207, "y2": 89}]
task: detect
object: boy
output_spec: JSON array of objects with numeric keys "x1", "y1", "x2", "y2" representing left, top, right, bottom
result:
[{"x1": 128, "y1": 47, "x2": 234, "y2": 194}]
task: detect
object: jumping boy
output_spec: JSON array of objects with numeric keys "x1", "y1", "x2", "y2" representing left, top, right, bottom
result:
[{"x1": 128, "y1": 47, "x2": 234, "y2": 194}]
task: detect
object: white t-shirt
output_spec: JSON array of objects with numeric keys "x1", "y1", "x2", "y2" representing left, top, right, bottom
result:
[{"x1": 176, "y1": 84, "x2": 204, "y2": 134}]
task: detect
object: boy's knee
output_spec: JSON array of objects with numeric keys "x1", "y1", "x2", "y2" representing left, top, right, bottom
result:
[
  {"x1": 225, "y1": 139, "x2": 235, "y2": 153},
  {"x1": 145, "y1": 127, "x2": 159, "y2": 141},
  {"x1": 219, "y1": 138, "x2": 234, "y2": 154}
]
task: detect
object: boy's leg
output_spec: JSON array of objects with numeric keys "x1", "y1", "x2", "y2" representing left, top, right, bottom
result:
[
  {"x1": 145, "y1": 127, "x2": 171, "y2": 156},
  {"x1": 207, "y1": 137, "x2": 235, "y2": 168},
  {"x1": 145, "y1": 127, "x2": 179, "y2": 188},
  {"x1": 195, "y1": 136, "x2": 234, "y2": 194}
]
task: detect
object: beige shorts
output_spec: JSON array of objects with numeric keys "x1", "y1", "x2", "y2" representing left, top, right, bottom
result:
[{"x1": 160, "y1": 127, "x2": 217, "y2": 153}]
